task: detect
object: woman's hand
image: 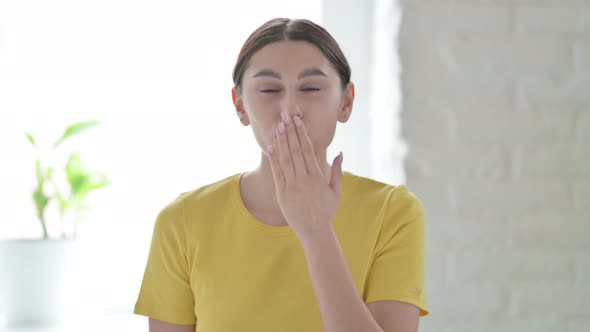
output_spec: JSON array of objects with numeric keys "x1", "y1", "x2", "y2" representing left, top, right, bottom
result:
[{"x1": 265, "y1": 112, "x2": 344, "y2": 241}]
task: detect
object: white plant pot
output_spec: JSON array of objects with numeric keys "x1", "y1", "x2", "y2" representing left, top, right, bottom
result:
[{"x1": 0, "y1": 239, "x2": 80, "y2": 327}]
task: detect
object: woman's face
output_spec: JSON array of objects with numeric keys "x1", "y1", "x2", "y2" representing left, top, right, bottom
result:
[{"x1": 232, "y1": 40, "x2": 354, "y2": 158}]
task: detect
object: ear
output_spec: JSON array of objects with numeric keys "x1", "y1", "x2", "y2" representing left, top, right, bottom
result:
[
  {"x1": 338, "y1": 82, "x2": 355, "y2": 123},
  {"x1": 232, "y1": 87, "x2": 250, "y2": 126}
]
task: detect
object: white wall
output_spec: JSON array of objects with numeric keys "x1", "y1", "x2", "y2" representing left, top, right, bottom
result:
[
  {"x1": 321, "y1": 0, "x2": 375, "y2": 179},
  {"x1": 0, "y1": 0, "x2": 323, "y2": 317},
  {"x1": 0, "y1": 0, "x2": 401, "y2": 320},
  {"x1": 399, "y1": 0, "x2": 590, "y2": 331},
  {"x1": 322, "y1": 0, "x2": 405, "y2": 185}
]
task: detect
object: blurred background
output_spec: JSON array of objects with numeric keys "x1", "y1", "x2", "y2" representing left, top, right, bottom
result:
[{"x1": 0, "y1": 0, "x2": 588, "y2": 331}]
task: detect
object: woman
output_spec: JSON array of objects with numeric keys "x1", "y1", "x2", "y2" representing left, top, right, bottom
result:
[{"x1": 134, "y1": 17, "x2": 429, "y2": 332}]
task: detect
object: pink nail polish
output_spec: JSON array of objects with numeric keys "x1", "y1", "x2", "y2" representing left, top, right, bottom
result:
[
  {"x1": 294, "y1": 115, "x2": 302, "y2": 127},
  {"x1": 284, "y1": 114, "x2": 291, "y2": 125},
  {"x1": 278, "y1": 122, "x2": 285, "y2": 134}
]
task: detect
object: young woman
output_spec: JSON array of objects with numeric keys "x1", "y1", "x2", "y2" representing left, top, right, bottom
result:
[{"x1": 134, "y1": 18, "x2": 428, "y2": 332}]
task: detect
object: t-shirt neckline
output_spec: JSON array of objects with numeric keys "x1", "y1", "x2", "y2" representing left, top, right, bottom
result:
[
  {"x1": 232, "y1": 172, "x2": 296, "y2": 236},
  {"x1": 232, "y1": 171, "x2": 352, "y2": 237}
]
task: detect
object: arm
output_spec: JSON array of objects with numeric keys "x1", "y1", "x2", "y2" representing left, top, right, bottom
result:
[
  {"x1": 266, "y1": 114, "x2": 424, "y2": 330},
  {"x1": 300, "y1": 228, "x2": 420, "y2": 332},
  {"x1": 299, "y1": 228, "x2": 385, "y2": 332},
  {"x1": 367, "y1": 300, "x2": 420, "y2": 332},
  {"x1": 149, "y1": 318, "x2": 195, "y2": 332}
]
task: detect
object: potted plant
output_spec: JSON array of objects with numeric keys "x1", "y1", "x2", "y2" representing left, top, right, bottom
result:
[{"x1": 0, "y1": 120, "x2": 109, "y2": 327}]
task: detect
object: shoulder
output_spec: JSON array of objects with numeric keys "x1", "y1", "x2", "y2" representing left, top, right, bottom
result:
[
  {"x1": 344, "y1": 171, "x2": 394, "y2": 193},
  {"x1": 156, "y1": 172, "x2": 241, "y2": 224},
  {"x1": 343, "y1": 171, "x2": 395, "y2": 206},
  {"x1": 382, "y1": 185, "x2": 425, "y2": 242},
  {"x1": 387, "y1": 185, "x2": 424, "y2": 219},
  {"x1": 177, "y1": 172, "x2": 241, "y2": 205},
  {"x1": 344, "y1": 171, "x2": 424, "y2": 223},
  {"x1": 344, "y1": 171, "x2": 421, "y2": 207}
]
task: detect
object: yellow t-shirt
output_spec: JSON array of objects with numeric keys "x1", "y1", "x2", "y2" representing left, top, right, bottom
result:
[{"x1": 134, "y1": 171, "x2": 428, "y2": 331}]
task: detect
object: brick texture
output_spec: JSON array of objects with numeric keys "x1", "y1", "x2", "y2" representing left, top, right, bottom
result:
[{"x1": 399, "y1": 0, "x2": 590, "y2": 330}]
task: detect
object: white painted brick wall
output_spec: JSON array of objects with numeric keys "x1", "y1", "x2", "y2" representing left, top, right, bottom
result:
[{"x1": 399, "y1": 0, "x2": 590, "y2": 331}]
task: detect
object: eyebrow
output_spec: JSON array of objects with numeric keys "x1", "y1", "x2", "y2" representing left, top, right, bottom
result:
[{"x1": 252, "y1": 68, "x2": 328, "y2": 79}]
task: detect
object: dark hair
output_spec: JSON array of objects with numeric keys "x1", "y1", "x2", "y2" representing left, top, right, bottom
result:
[{"x1": 232, "y1": 18, "x2": 351, "y2": 94}]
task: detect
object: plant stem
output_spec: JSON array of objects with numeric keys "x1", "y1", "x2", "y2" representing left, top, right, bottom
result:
[{"x1": 40, "y1": 215, "x2": 49, "y2": 239}]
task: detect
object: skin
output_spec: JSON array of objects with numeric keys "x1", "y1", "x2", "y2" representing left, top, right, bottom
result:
[
  {"x1": 148, "y1": 40, "x2": 420, "y2": 332},
  {"x1": 232, "y1": 40, "x2": 354, "y2": 228}
]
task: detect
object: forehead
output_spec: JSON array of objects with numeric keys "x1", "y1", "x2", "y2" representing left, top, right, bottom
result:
[{"x1": 245, "y1": 40, "x2": 335, "y2": 77}]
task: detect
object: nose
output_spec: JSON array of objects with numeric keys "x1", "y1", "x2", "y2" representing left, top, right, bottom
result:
[{"x1": 280, "y1": 94, "x2": 304, "y2": 120}]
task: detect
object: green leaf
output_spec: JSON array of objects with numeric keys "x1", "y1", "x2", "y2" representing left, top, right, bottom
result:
[
  {"x1": 33, "y1": 189, "x2": 50, "y2": 219},
  {"x1": 25, "y1": 132, "x2": 38, "y2": 147},
  {"x1": 46, "y1": 166, "x2": 55, "y2": 180},
  {"x1": 65, "y1": 153, "x2": 108, "y2": 195},
  {"x1": 82, "y1": 172, "x2": 109, "y2": 193},
  {"x1": 53, "y1": 120, "x2": 100, "y2": 149},
  {"x1": 54, "y1": 190, "x2": 69, "y2": 217},
  {"x1": 34, "y1": 160, "x2": 51, "y2": 189},
  {"x1": 66, "y1": 155, "x2": 85, "y2": 196},
  {"x1": 66, "y1": 153, "x2": 84, "y2": 186},
  {"x1": 71, "y1": 173, "x2": 109, "y2": 198}
]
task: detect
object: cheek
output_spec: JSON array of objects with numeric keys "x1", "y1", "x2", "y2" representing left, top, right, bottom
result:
[
  {"x1": 304, "y1": 115, "x2": 337, "y2": 146},
  {"x1": 312, "y1": 90, "x2": 343, "y2": 113},
  {"x1": 305, "y1": 98, "x2": 341, "y2": 125},
  {"x1": 244, "y1": 98, "x2": 277, "y2": 123},
  {"x1": 246, "y1": 108, "x2": 280, "y2": 143}
]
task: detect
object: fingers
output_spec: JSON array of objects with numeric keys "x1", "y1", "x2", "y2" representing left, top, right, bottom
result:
[
  {"x1": 283, "y1": 113, "x2": 308, "y2": 176},
  {"x1": 276, "y1": 120, "x2": 295, "y2": 182},
  {"x1": 266, "y1": 142, "x2": 284, "y2": 191},
  {"x1": 329, "y1": 151, "x2": 343, "y2": 194},
  {"x1": 293, "y1": 114, "x2": 321, "y2": 175},
  {"x1": 272, "y1": 112, "x2": 320, "y2": 182}
]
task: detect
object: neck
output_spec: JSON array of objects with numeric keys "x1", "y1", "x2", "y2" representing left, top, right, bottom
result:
[{"x1": 243, "y1": 150, "x2": 333, "y2": 213}]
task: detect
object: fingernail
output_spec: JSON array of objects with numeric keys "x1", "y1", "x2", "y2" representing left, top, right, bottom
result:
[
  {"x1": 278, "y1": 122, "x2": 285, "y2": 134},
  {"x1": 267, "y1": 144, "x2": 273, "y2": 155},
  {"x1": 294, "y1": 115, "x2": 302, "y2": 127},
  {"x1": 282, "y1": 113, "x2": 291, "y2": 125}
]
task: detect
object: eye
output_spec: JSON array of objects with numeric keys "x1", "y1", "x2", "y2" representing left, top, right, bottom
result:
[
  {"x1": 260, "y1": 89, "x2": 280, "y2": 94},
  {"x1": 302, "y1": 87, "x2": 320, "y2": 92}
]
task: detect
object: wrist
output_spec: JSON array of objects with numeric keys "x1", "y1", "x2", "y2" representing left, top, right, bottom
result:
[{"x1": 298, "y1": 224, "x2": 335, "y2": 251}]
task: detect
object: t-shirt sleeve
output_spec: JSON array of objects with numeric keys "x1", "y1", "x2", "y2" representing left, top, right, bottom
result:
[
  {"x1": 364, "y1": 185, "x2": 429, "y2": 316},
  {"x1": 133, "y1": 196, "x2": 197, "y2": 325}
]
